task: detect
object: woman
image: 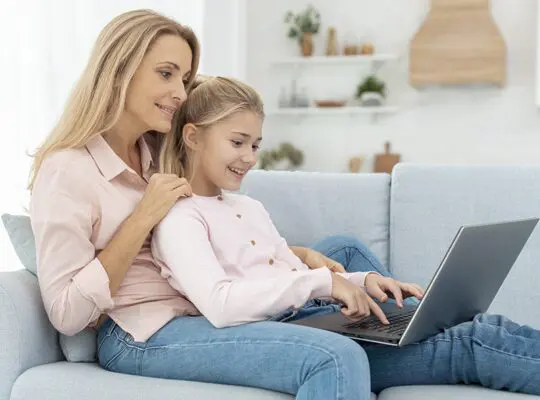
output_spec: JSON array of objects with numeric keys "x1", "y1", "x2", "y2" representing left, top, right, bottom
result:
[{"x1": 28, "y1": 9, "x2": 386, "y2": 398}]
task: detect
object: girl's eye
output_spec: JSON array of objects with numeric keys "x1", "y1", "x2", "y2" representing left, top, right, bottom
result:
[
  {"x1": 231, "y1": 140, "x2": 242, "y2": 147},
  {"x1": 160, "y1": 71, "x2": 171, "y2": 79},
  {"x1": 252, "y1": 145, "x2": 260, "y2": 151}
]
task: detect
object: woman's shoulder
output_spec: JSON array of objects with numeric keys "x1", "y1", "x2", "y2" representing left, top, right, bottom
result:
[
  {"x1": 41, "y1": 147, "x2": 97, "y2": 176},
  {"x1": 34, "y1": 148, "x2": 101, "y2": 196}
]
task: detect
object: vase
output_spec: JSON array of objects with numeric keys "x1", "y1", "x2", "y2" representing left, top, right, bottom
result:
[
  {"x1": 301, "y1": 32, "x2": 314, "y2": 57},
  {"x1": 359, "y1": 92, "x2": 385, "y2": 107}
]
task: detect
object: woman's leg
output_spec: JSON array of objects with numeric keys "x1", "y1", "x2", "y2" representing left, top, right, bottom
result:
[
  {"x1": 97, "y1": 316, "x2": 371, "y2": 400},
  {"x1": 364, "y1": 314, "x2": 540, "y2": 395},
  {"x1": 310, "y1": 235, "x2": 392, "y2": 277}
]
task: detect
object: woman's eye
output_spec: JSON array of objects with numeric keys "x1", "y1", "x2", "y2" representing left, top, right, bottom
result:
[
  {"x1": 160, "y1": 71, "x2": 171, "y2": 79},
  {"x1": 252, "y1": 145, "x2": 260, "y2": 151},
  {"x1": 231, "y1": 140, "x2": 242, "y2": 147}
]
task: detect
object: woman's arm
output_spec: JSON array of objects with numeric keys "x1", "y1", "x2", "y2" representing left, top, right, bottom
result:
[
  {"x1": 97, "y1": 214, "x2": 152, "y2": 295},
  {"x1": 151, "y1": 207, "x2": 333, "y2": 328},
  {"x1": 31, "y1": 163, "x2": 150, "y2": 336}
]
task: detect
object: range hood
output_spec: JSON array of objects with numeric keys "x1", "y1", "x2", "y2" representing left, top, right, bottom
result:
[{"x1": 409, "y1": 0, "x2": 506, "y2": 87}]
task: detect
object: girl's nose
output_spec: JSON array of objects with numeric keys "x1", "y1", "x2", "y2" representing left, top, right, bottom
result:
[{"x1": 242, "y1": 152, "x2": 257, "y2": 165}]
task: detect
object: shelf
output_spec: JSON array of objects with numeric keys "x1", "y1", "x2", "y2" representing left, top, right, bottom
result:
[
  {"x1": 267, "y1": 106, "x2": 399, "y2": 116},
  {"x1": 271, "y1": 54, "x2": 398, "y2": 67}
]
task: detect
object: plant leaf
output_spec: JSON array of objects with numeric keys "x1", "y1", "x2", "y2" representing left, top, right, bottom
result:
[{"x1": 288, "y1": 27, "x2": 299, "y2": 38}]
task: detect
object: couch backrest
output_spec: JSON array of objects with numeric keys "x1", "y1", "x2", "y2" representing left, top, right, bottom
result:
[
  {"x1": 390, "y1": 164, "x2": 540, "y2": 328},
  {"x1": 240, "y1": 170, "x2": 391, "y2": 266}
]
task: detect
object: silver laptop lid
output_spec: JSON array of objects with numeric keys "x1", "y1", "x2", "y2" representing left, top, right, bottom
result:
[{"x1": 400, "y1": 218, "x2": 538, "y2": 346}]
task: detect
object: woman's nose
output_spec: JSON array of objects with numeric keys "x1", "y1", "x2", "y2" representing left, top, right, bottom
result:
[{"x1": 173, "y1": 83, "x2": 187, "y2": 105}]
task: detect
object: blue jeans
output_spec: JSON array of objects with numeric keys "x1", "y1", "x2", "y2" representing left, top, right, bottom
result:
[{"x1": 97, "y1": 235, "x2": 540, "y2": 399}]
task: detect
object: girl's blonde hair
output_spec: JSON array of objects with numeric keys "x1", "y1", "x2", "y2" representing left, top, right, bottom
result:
[
  {"x1": 28, "y1": 9, "x2": 200, "y2": 190},
  {"x1": 160, "y1": 76, "x2": 265, "y2": 177}
]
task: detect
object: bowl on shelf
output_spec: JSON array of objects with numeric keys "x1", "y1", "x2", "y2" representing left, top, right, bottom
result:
[{"x1": 314, "y1": 99, "x2": 346, "y2": 108}]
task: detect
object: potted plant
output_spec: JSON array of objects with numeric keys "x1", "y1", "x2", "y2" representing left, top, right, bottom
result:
[
  {"x1": 355, "y1": 74, "x2": 386, "y2": 107},
  {"x1": 258, "y1": 143, "x2": 304, "y2": 171},
  {"x1": 284, "y1": 4, "x2": 321, "y2": 57}
]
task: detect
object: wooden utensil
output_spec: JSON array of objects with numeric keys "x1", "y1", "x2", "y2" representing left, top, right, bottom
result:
[
  {"x1": 374, "y1": 142, "x2": 401, "y2": 173},
  {"x1": 348, "y1": 156, "x2": 364, "y2": 173},
  {"x1": 314, "y1": 100, "x2": 346, "y2": 108}
]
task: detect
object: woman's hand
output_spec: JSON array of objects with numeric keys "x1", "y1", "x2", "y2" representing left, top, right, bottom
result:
[
  {"x1": 133, "y1": 174, "x2": 192, "y2": 230},
  {"x1": 303, "y1": 248, "x2": 346, "y2": 273},
  {"x1": 331, "y1": 273, "x2": 389, "y2": 324},
  {"x1": 364, "y1": 274, "x2": 425, "y2": 308}
]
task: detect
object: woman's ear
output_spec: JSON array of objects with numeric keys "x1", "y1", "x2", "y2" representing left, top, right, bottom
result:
[{"x1": 182, "y1": 123, "x2": 200, "y2": 151}]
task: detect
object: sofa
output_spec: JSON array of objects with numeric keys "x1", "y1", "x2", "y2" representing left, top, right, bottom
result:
[{"x1": 1, "y1": 163, "x2": 540, "y2": 400}]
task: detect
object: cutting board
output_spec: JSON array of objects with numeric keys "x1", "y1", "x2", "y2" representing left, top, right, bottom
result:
[{"x1": 374, "y1": 142, "x2": 401, "y2": 173}]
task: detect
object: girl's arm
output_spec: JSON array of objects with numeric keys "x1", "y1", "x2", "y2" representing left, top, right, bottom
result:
[
  {"x1": 254, "y1": 201, "x2": 373, "y2": 287},
  {"x1": 151, "y1": 207, "x2": 333, "y2": 328}
]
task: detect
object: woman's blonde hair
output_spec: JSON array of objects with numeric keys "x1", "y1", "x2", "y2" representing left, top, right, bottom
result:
[
  {"x1": 28, "y1": 9, "x2": 200, "y2": 190},
  {"x1": 160, "y1": 76, "x2": 265, "y2": 177}
]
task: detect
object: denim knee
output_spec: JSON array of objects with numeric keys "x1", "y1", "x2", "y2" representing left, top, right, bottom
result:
[
  {"x1": 325, "y1": 235, "x2": 366, "y2": 251},
  {"x1": 473, "y1": 313, "x2": 504, "y2": 325},
  {"x1": 313, "y1": 335, "x2": 371, "y2": 393}
]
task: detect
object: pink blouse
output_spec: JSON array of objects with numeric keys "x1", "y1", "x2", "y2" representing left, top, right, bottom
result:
[{"x1": 30, "y1": 134, "x2": 199, "y2": 342}]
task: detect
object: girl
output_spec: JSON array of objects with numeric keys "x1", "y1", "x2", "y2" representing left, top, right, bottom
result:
[{"x1": 151, "y1": 75, "x2": 540, "y2": 399}]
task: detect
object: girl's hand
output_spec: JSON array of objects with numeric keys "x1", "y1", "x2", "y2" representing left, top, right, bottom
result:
[
  {"x1": 364, "y1": 274, "x2": 425, "y2": 308},
  {"x1": 303, "y1": 249, "x2": 346, "y2": 273},
  {"x1": 331, "y1": 273, "x2": 389, "y2": 324}
]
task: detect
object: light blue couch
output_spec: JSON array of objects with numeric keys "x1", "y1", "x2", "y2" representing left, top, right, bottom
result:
[{"x1": 1, "y1": 164, "x2": 540, "y2": 400}]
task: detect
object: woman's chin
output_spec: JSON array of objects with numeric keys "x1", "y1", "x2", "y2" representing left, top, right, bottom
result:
[{"x1": 150, "y1": 120, "x2": 173, "y2": 134}]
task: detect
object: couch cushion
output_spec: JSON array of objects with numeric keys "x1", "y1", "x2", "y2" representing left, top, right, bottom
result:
[
  {"x1": 241, "y1": 170, "x2": 391, "y2": 267},
  {"x1": 12, "y1": 362, "x2": 377, "y2": 400},
  {"x1": 390, "y1": 164, "x2": 540, "y2": 328},
  {"x1": 0, "y1": 270, "x2": 63, "y2": 400},
  {"x1": 1, "y1": 213, "x2": 98, "y2": 362},
  {"x1": 378, "y1": 385, "x2": 536, "y2": 400},
  {"x1": 58, "y1": 329, "x2": 97, "y2": 363},
  {"x1": 11, "y1": 362, "x2": 290, "y2": 400},
  {"x1": 1, "y1": 213, "x2": 37, "y2": 275}
]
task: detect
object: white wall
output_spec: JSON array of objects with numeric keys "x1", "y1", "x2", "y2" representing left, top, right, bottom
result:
[
  {"x1": 201, "y1": 0, "x2": 246, "y2": 79},
  {"x1": 246, "y1": 0, "x2": 540, "y2": 172}
]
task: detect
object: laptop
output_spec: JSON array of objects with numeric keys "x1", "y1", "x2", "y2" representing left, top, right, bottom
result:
[{"x1": 290, "y1": 218, "x2": 539, "y2": 347}]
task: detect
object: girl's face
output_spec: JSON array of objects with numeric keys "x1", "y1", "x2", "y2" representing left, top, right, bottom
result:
[
  {"x1": 188, "y1": 111, "x2": 263, "y2": 196},
  {"x1": 124, "y1": 34, "x2": 193, "y2": 134}
]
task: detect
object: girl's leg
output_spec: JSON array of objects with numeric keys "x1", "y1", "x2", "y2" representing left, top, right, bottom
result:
[
  {"x1": 364, "y1": 313, "x2": 540, "y2": 395},
  {"x1": 97, "y1": 316, "x2": 371, "y2": 400},
  {"x1": 310, "y1": 235, "x2": 392, "y2": 277}
]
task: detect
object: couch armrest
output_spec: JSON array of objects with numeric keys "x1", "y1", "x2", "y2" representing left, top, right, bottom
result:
[{"x1": 0, "y1": 270, "x2": 63, "y2": 400}]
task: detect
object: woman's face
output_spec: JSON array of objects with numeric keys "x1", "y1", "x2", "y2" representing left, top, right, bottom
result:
[{"x1": 124, "y1": 34, "x2": 193, "y2": 134}]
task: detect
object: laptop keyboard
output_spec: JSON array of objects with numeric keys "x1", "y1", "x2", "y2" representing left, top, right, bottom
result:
[{"x1": 344, "y1": 308, "x2": 416, "y2": 335}]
